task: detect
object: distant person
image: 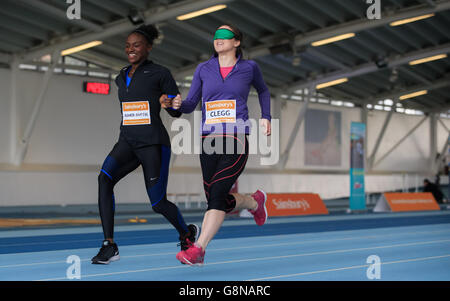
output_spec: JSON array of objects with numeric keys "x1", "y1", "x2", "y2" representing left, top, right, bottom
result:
[{"x1": 423, "y1": 179, "x2": 445, "y2": 204}]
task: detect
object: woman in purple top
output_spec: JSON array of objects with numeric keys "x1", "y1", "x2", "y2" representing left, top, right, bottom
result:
[{"x1": 161, "y1": 24, "x2": 271, "y2": 265}]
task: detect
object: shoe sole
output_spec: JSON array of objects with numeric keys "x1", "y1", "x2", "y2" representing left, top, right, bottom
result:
[
  {"x1": 257, "y1": 189, "x2": 268, "y2": 226},
  {"x1": 92, "y1": 254, "x2": 120, "y2": 265},
  {"x1": 182, "y1": 256, "x2": 204, "y2": 267}
]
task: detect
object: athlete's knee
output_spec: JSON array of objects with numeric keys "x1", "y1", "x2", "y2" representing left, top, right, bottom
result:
[
  {"x1": 98, "y1": 170, "x2": 113, "y2": 185},
  {"x1": 152, "y1": 198, "x2": 169, "y2": 214},
  {"x1": 207, "y1": 195, "x2": 235, "y2": 213}
]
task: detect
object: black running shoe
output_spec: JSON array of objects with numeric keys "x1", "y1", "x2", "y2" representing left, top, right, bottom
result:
[
  {"x1": 178, "y1": 224, "x2": 200, "y2": 251},
  {"x1": 91, "y1": 240, "x2": 120, "y2": 264}
]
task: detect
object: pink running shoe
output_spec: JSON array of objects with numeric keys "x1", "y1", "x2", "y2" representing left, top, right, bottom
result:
[
  {"x1": 249, "y1": 189, "x2": 268, "y2": 226},
  {"x1": 176, "y1": 243, "x2": 205, "y2": 266}
]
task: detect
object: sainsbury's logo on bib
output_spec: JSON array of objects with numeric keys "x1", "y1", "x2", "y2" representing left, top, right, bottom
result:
[
  {"x1": 122, "y1": 101, "x2": 151, "y2": 126},
  {"x1": 205, "y1": 100, "x2": 236, "y2": 124}
]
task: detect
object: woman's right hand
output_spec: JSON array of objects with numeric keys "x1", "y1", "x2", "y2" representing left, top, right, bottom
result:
[{"x1": 172, "y1": 94, "x2": 182, "y2": 110}]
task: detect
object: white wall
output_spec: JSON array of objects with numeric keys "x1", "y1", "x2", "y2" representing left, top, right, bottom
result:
[{"x1": 0, "y1": 68, "x2": 449, "y2": 206}]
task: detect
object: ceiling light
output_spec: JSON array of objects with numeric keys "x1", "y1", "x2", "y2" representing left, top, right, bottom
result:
[
  {"x1": 311, "y1": 33, "x2": 355, "y2": 47},
  {"x1": 409, "y1": 54, "x2": 447, "y2": 65},
  {"x1": 316, "y1": 78, "x2": 348, "y2": 89},
  {"x1": 399, "y1": 90, "x2": 428, "y2": 100},
  {"x1": 177, "y1": 5, "x2": 227, "y2": 21},
  {"x1": 390, "y1": 13, "x2": 435, "y2": 26},
  {"x1": 61, "y1": 41, "x2": 103, "y2": 56}
]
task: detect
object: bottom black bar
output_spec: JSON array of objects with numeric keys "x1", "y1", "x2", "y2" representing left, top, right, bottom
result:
[{"x1": 0, "y1": 281, "x2": 449, "y2": 297}]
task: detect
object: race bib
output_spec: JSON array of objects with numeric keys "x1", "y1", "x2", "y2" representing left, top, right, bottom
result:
[
  {"x1": 205, "y1": 100, "x2": 236, "y2": 124},
  {"x1": 122, "y1": 101, "x2": 151, "y2": 126}
]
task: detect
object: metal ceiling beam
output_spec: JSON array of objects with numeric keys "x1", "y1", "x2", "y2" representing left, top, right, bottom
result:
[
  {"x1": 366, "y1": 75, "x2": 450, "y2": 105},
  {"x1": 121, "y1": 0, "x2": 148, "y2": 10},
  {"x1": 398, "y1": 66, "x2": 432, "y2": 85},
  {"x1": 18, "y1": 0, "x2": 235, "y2": 62},
  {"x1": 226, "y1": 2, "x2": 282, "y2": 34},
  {"x1": 246, "y1": 0, "x2": 307, "y2": 31},
  {"x1": 166, "y1": 20, "x2": 214, "y2": 44},
  {"x1": 162, "y1": 30, "x2": 208, "y2": 55},
  {"x1": 304, "y1": 48, "x2": 350, "y2": 70},
  {"x1": 1, "y1": 1, "x2": 68, "y2": 35},
  {"x1": 292, "y1": 0, "x2": 450, "y2": 48},
  {"x1": 0, "y1": 13, "x2": 50, "y2": 41},
  {"x1": 84, "y1": 0, "x2": 129, "y2": 18},
  {"x1": 420, "y1": 0, "x2": 437, "y2": 7},
  {"x1": 283, "y1": 42, "x2": 450, "y2": 93},
  {"x1": 275, "y1": 0, "x2": 326, "y2": 28},
  {"x1": 15, "y1": 0, "x2": 103, "y2": 32},
  {"x1": 256, "y1": 56, "x2": 304, "y2": 78},
  {"x1": 304, "y1": 0, "x2": 346, "y2": 23}
]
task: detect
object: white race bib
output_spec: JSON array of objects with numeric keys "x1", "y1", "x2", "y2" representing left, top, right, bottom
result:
[
  {"x1": 122, "y1": 101, "x2": 151, "y2": 126},
  {"x1": 205, "y1": 100, "x2": 236, "y2": 124}
]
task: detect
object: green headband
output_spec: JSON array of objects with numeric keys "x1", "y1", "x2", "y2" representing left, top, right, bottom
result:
[{"x1": 214, "y1": 28, "x2": 235, "y2": 40}]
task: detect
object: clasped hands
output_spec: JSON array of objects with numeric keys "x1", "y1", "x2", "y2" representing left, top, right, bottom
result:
[{"x1": 159, "y1": 94, "x2": 182, "y2": 110}]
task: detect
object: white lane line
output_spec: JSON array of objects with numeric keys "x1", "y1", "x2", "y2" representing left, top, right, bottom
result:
[
  {"x1": 35, "y1": 239, "x2": 450, "y2": 281},
  {"x1": 3, "y1": 228, "x2": 450, "y2": 269},
  {"x1": 246, "y1": 254, "x2": 450, "y2": 281}
]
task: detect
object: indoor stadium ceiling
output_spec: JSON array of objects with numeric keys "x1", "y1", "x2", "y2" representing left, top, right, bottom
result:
[{"x1": 0, "y1": 0, "x2": 449, "y2": 113}]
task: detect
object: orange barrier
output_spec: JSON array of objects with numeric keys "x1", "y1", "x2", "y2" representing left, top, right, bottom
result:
[
  {"x1": 374, "y1": 192, "x2": 440, "y2": 212},
  {"x1": 266, "y1": 193, "x2": 329, "y2": 217}
]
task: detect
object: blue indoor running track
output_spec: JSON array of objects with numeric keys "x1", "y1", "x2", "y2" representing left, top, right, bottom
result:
[{"x1": 1, "y1": 210, "x2": 450, "y2": 281}]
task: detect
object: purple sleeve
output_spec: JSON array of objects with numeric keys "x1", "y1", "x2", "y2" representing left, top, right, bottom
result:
[
  {"x1": 179, "y1": 64, "x2": 203, "y2": 114},
  {"x1": 250, "y1": 61, "x2": 271, "y2": 121}
]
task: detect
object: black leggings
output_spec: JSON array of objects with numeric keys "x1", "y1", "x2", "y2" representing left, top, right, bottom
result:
[
  {"x1": 98, "y1": 138, "x2": 189, "y2": 239},
  {"x1": 200, "y1": 134, "x2": 249, "y2": 213}
]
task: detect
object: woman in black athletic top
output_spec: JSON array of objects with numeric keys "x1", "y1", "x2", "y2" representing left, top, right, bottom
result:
[{"x1": 91, "y1": 24, "x2": 198, "y2": 265}]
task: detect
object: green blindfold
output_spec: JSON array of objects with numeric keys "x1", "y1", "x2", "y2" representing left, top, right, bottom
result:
[{"x1": 214, "y1": 28, "x2": 235, "y2": 40}]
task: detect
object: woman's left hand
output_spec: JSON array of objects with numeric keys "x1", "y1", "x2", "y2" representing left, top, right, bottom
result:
[
  {"x1": 159, "y1": 94, "x2": 172, "y2": 109},
  {"x1": 260, "y1": 118, "x2": 271, "y2": 136}
]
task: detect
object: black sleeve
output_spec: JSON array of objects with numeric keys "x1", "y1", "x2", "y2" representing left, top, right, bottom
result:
[
  {"x1": 159, "y1": 68, "x2": 179, "y2": 96},
  {"x1": 160, "y1": 68, "x2": 182, "y2": 118},
  {"x1": 165, "y1": 107, "x2": 182, "y2": 117}
]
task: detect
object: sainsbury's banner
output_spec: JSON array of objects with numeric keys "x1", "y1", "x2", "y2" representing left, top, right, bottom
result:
[
  {"x1": 266, "y1": 193, "x2": 329, "y2": 216},
  {"x1": 374, "y1": 192, "x2": 440, "y2": 212}
]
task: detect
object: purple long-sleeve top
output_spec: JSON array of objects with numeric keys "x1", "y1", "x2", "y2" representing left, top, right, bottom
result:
[{"x1": 178, "y1": 55, "x2": 271, "y2": 135}]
